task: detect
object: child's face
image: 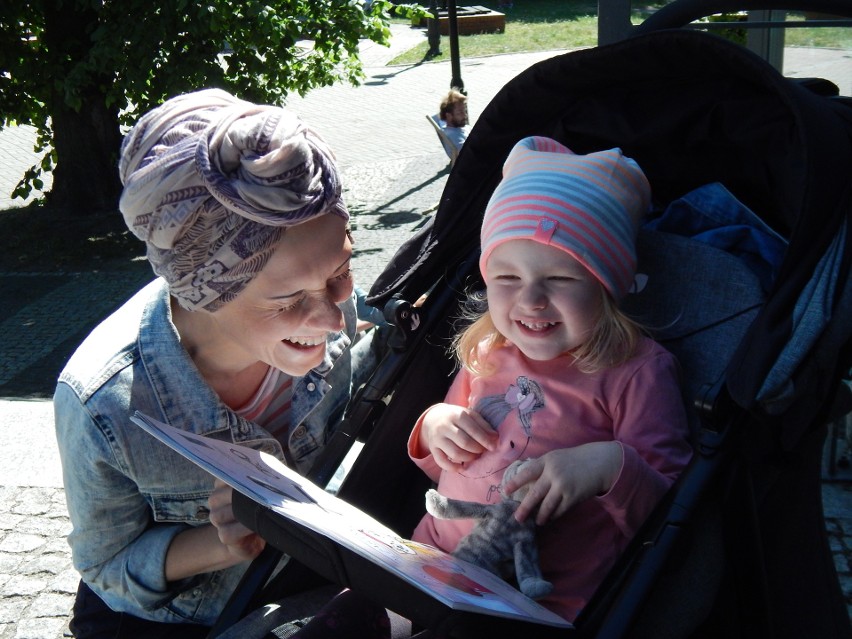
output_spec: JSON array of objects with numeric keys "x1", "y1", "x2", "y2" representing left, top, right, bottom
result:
[{"x1": 485, "y1": 240, "x2": 603, "y2": 361}]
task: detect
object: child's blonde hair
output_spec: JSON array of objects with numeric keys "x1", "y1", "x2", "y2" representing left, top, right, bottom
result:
[{"x1": 452, "y1": 283, "x2": 644, "y2": 376}]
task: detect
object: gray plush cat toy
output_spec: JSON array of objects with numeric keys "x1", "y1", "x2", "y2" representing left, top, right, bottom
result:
[{"x1": 424, "y1": 458, "x2": 553, "y2": 600}]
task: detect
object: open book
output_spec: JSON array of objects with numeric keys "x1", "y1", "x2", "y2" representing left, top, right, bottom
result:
[{"x1": 131, "y1": 411, "x2": 572, "y2": 629}]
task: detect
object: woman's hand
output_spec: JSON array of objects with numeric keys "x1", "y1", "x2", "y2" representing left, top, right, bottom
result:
[
  {"x1": 420, "y1": 403, "x2": 498, "y2": 472},
  {"x1": 208, "y1": 479, "x2": 266, "y2": 562},
  {"x1": 165, "y1": 479, "x2": 266, "y2": 582},
  {"x1": 503, "y1": 442, "x2": 624, "y2": 525}
]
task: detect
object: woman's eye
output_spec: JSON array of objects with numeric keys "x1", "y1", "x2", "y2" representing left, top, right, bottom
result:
[
  {"x1": 278, "y1": 296, "x2": 305, "y2": 312},
  {"x1": 333, "y1": 269, "x2": 353, "y2": 282}
]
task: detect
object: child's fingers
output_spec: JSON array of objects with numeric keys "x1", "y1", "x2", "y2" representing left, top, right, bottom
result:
[
  {"x1": 433, "y1": 447, "x2": 467, "y2": 472},
  {"x1": 512, "y1": 474, "x2": 549, "y2": 523},
  {"x1": 513, "y1": 487, "x2": 541, "y2": 523},
  {"x1": 503, "y1": 457, "x2": 543, "y2": 496},
  {"x1": 437, "y1": 436, "x2": 482, "y2": 464},
  {"x1": 455, "y1": 411, "x2": 498, "y2": 451},
  {"x1": 535, "y1": 491, "x2": 569, "y2": 526},
  {"x1": 515, "y1": 481, "x2": 569, "y2": 525}
]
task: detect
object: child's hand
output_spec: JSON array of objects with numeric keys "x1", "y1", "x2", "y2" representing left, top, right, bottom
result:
[
  {"x1": 504, "y1": 442, "x2": 624, "y2": 526},
  {"x1": 420, "y1": 403, "x2": 498, "y2": 472}
]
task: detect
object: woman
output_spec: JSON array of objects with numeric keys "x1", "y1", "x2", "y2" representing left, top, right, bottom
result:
[{"x1": 54, "y1": 89, "x2": 381, "y2": 638}]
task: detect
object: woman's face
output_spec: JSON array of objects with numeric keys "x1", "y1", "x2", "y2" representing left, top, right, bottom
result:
[{"x1": 206, "y1": 214, "x2": 354, "y2": 376}]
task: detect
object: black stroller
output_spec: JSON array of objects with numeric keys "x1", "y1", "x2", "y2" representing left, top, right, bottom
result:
[{"x1": 213, "y1": 3, "x2": 852, "y2": 638}]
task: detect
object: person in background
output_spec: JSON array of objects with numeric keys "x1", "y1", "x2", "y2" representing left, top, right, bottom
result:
[{"x1": 435, "y1": 88, "x2": 470, "y2": 159}]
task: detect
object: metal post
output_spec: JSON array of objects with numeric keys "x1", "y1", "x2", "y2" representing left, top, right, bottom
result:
[
  {"x1": 448, "y1": 0, "x2": 464, "y2": 91},
  {"x1": 747, "y1": 10, "x2": 785, "y2": 72},
  {"x1": 597, "y1": 0, "x2": 633, "y2": 45},
  {"x1": 427, "y1": 0, "x2": 441, "y2": 57}
]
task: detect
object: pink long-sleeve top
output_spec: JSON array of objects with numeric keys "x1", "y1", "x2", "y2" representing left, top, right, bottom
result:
[{"x1": 408, "y1": 336, "x2": 693, "y2": 621}]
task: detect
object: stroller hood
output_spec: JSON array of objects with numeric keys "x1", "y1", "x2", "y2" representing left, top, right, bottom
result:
[{"x1": 368, "y1": 29, "x2": 852, "y2": 429}]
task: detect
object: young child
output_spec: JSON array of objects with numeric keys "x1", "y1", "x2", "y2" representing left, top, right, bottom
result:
[{"x1": 408, "y1": 136, "x2": 693, "y2": 622}]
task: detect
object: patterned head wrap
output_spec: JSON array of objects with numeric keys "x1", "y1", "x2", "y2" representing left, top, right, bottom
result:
[
  {"x1": 119, "y1": 88, "x2": 349, "y2": 312},
  {"x1": 480, "y1": 136, "x2": 650, "y2": 300}
]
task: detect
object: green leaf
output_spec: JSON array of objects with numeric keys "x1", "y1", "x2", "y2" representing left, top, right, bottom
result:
[{"x1": 1, "y1": 0, "x2": 395, "y2": 211}]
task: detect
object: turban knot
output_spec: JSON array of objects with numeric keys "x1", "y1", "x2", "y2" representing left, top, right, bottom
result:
[{"x1": 119, "y1": 88, "x2": 348, "y2": 311}]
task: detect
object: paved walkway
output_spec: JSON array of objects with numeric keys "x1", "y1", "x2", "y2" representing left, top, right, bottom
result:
[{"x1": 0, "y1": 23, "x2": 850, "y2": 638}]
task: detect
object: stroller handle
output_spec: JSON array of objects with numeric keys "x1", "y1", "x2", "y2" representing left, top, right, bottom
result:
[{"x1": 634, "y1": 0, "x2": 852, "y2": 36}]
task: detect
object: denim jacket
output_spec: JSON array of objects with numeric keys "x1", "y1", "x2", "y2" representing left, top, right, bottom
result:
[{"x1": 54, "y1": 278, "x2": 359, "y2": 625}]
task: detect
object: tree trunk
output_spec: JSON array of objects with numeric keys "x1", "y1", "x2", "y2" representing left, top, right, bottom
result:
[
  {"x1": 46, "y1": 97, "x2": 123, "y2": 215},
  {"x1": 42, "y1": 0, "x2": 123, "y2": 216}
]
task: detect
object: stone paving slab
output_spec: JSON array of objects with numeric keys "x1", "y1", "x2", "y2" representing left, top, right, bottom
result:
[{"x1": 0, "y1": 485, "x2": 76, "y2": 639}]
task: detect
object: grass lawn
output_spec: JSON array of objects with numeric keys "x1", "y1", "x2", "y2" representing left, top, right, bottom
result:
[
  {"x1": 390, "y1": 2, "x2": 850, "y2": 64},
  {"x1": 785, "y1": 15, "x2": 852, "y2": 49}
]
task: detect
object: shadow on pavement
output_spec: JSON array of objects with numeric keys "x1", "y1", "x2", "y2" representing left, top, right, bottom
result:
[{"x1": 0, "y1": 263, "x2": 153, "y2": 399}]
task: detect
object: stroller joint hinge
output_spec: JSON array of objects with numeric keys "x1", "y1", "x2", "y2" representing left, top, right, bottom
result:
[{"x1": 383, "y1": 296, "x2": 424, "y2": 351}]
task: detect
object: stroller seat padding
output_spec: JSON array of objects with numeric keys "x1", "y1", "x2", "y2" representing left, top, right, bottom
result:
[{"x1": 623, "y1": 229, "x2": 765, "y2": 433}]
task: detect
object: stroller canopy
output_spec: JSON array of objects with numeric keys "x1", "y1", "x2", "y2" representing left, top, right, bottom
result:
[{"x1": 369, "y1": 29, "x2": 852, "y2": 433}]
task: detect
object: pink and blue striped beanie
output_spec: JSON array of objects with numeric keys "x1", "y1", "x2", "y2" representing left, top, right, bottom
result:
[{"x1": 480, "y1": 136, "x2": 651, "y2": 299}]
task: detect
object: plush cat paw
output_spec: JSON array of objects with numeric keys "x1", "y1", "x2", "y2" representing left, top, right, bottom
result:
[
  {"x1": 425, "y1": 489, "x2": 448, "y2": 518},
  {"x1": 519, "y1": 577, "x2": 553, "y2": 600}
]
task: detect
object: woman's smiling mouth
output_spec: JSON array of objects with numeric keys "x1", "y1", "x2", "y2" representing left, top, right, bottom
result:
[{"x1": 283, "y1": 335, "x2": 327, "y2": 349}]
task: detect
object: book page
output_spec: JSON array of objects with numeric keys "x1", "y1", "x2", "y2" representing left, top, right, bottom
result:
[{"x1": 131, "y1": 411, "x2": 571, "y2": 628}]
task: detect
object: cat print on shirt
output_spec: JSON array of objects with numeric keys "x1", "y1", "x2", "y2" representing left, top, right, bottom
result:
[{"x1": 460, "y1": 376, "x2": 545, "y2": 486}]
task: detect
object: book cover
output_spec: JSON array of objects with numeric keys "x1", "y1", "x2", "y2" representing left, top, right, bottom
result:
[{"x1": 131, "y1": 410, "x2": 572, "y2": 628}]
